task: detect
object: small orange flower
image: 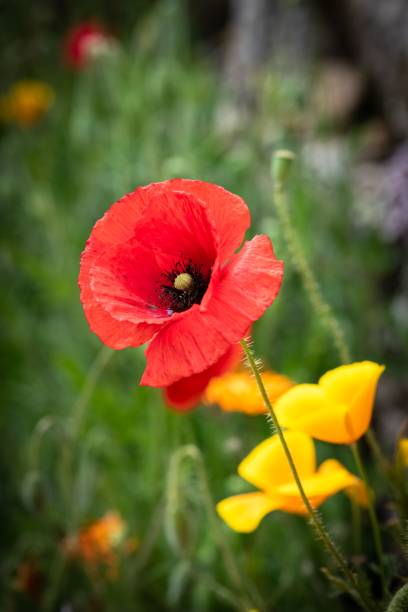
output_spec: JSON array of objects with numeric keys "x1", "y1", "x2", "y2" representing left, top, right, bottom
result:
[
  {"x1": 63, "y1": 512, "x2": 129, "y2": 578},
  {"x1": 274, "y1": 361, "x2": 384, "y2": 444},
  {"x1": 205, "y1": 369, "x2": 293, "y2": 415},
  {"x1": 217, "y1": 431, "x2": 367, "y2": 532},
  {"x1": 0, "y1": 80, "x2": 54, "y2": 127}
]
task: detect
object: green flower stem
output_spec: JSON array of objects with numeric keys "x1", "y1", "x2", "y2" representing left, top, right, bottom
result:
[
  {"x1": 272, "y1": 151, "x2": 388, "y2": 596},
  {"x1": 351, "y1": 442, "x2": 388, "y2": 596},
  {"x1": 70, "y1": 345, "x2": 113, "y2": 440},
  {"x1": 351, "y1": 497, "x2": 362, "y2": 556},
  {"x1": 61, "y1": 346, "x2": 113, "y2": 520},
  {"x1": 45, "y1": 346, "x2": 114, "y2": 612},
  {"x1": 167, "y1": 444, "x2": 261, "y2": 612},
  {"x1": 240, "y1": 339, "x2": 377, "y2": 612},
  {"x1": 272, "y1": 156, "x2": 350, "y2": 365},
  {"x1": 366, "y1": 428, "x2": 391, "y2": 474}
]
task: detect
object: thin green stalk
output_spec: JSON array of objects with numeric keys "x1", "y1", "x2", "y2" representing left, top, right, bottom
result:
[
  {"x1": 272, "y1": 159, "x2": 350, "y2": 365},
  {"x1": 45, "y1": 346, "x2": 114, "y2": 612},
  {"x1": 366, "y1": 428, "x2": 391, "y2": 475},
  {"x1": 240, "y1": 339, "x2": 377, "y2": 612},
  {"x1": 192, "y1": 445, "x2": 264, "y2": 612},
  {"x1": 61, "y1": 346, "x2": 113, "y2": 517},
  {"x1": 70, "y1": 345, "x2": 113, "y2": 439},
  {"x1": 351, "y1": 442, "x2": 388, "y2": 596},
  {"x1": 166, "y1": 444, "x2": 261, "y2": 611},
  {"x1": 272, "y1": 151, "x2": 388, "y2": 596},
  {"x1": 351, "y1": 497, "x2": 362, "y2": 556}
]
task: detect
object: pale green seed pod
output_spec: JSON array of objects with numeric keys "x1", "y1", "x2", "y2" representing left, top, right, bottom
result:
[
  {"x1": 174, "y1": 272, "x2": 193, "y2": 291},
  {"x1": 272, "y1": 149, "x2": 295, "y2": 187}
]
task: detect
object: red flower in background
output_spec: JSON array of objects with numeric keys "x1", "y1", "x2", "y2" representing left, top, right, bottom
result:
[
  {"x1": 64, "y1": 22, "x2": 112, "y2": 69},
  {"x1": 79, "y1": 179, "x2": 283, "y2": 388},
  {"x1": 164, "y1": 342, "x2": 242, "y2": 411}
]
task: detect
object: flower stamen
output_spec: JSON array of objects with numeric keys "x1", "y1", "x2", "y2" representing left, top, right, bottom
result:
[{"x1": 158, "y1": 259, "x2": 210, "y2": 314}]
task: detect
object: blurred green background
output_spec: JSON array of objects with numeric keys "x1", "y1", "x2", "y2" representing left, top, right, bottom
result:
[{"x1": 1, "y1": 0, "x2": 407, "y2": 610}]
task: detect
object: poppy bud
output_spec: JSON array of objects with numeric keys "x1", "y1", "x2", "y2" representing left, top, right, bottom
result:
[{"x1": 272, "y1": 150, "x2": 295, "y2": 187}]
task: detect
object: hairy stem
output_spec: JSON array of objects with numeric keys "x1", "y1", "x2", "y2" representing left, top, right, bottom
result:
[
  {"x1": 166, "y1": 444, "x2": 262, "y2": 611},
  {"x1": 240, "y1": 339, "x2": 377, "y2": 612},
  {"x1": 272, "y1": 170, "x2": 350, "y2": 365},
  {"x1": 351, "y1": 442, "x2": 388, "y2": 596},
  {"x1": 272, "y1": 151, "x2": 388, "y2": 596}
]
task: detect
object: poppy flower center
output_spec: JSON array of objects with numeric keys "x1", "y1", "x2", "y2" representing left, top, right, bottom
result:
[
  {"x1": 174, "y1": 272, "x2": 193, "y2": 291},
  {"x1": 158, "y1": 260, "x2": 210, "y2": 314}
]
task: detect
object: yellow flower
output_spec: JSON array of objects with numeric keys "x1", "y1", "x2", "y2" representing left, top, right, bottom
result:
[
  {"x1": 274, "y1": 361, "x2": 384, "y2": 444},
  {"x1": 217, "y1": 431, "x2": 366, "y2": 533},
  {"x1": 0, "y1": 80, "x2": 54, "y2": 127},
  {"x1": 205, "y1": 369, "x2": 293, "y2": 415},
  {"x1": 398, "y1": 438, "x2": 408, "y2": 466}
]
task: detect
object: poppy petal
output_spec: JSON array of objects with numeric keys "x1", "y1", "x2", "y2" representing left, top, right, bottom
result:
[
  {"x1": 134, "y1": 188, "x2": 217, "y2": 264},
  {"x1": 165, "y1": 179, "x2": 250, "y2": 260},
  {"x1": 204, "y1": 235, "x2": 284, "y2": 341},
  {"x1": 274, "y1": 384, "x2": 353, "y2": 443},
  {"x1": 164, "y1": 343, "x2": 242, "y2": 411},
  {"x1": 78, "y1": 188, "x2": 163, "y2": 346},
  {"x1": 277, "y1": 495, "x2": 329, "y2": 514},
  {"x1": 141, "y1": 236, "x2": 283, "y2": 387},
  {"x1": 276, "y1": 459, "x2": 361, "y2": 500},
  {"x1": 238, "y1": 431, "x2": 316, "y2": 495},
  {"x1": 399, "y1": 439, "x2": 408, "y2": 466},
  {"x1": 319, "y1": 362, "x2": 385, "y2": 442},
  {"x1": 79, "y1": 242, "x2": 161, "y2": 348},
  {"x1": 141, "y1": 305, "x2": 233, "y2": 386},
  {"x1": 90, "y1": 189, "x2": 149, "y2": 245},
  {"x1": 79, "y1": 184, "x2": 220, "y2": 349},
  {"x1": 205, "y1": 370, "x2": 293, "y2": 415},
  {"x1": 216, "y1": 493, "x2": 282, "y2": 533}
]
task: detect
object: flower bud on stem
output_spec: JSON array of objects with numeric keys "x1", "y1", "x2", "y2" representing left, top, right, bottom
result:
[
  {"x1": 272, "y1": 150, "x2": 295, "y2": 189},
  {"x1": 270, "y1": 150, "x2": 388, "y2": 600}
]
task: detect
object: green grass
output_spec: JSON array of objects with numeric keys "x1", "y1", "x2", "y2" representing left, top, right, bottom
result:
[{"x1": 0, "y1": 4, "x2": 404, "y2": 611}]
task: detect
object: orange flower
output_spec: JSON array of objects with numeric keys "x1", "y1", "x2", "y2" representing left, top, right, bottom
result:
[
  {"x1": 274, "y1": 361, "x2": 384, "y2": 444},
  {"x1": 217, "y1": 431, "x2": 367, "y2": 533},
  {"x1": 0, "y1": 80, "x2": 54, "y2": 127},
  {"x1": 63, "y1": 512, "x2": 129, "y2": 577},
  {"x1": 205, "y1": 369, "x2": 293, "y2": 415}
]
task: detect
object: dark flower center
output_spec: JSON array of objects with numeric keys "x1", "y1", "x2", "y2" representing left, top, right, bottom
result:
[{"x1": 158, "y1": 259, "x2": 211, "y2": 314}]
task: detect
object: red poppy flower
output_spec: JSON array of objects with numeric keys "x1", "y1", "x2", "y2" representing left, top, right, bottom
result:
[
  {"x1": 64, "y1": 22, "x2": 112, "y2": 69},
  {"x1": 164, "y1": 342, "x2": 242, "y2": 412},
  {"x1": 79, "y1": 179, "x2": 283, "y2": 387}
]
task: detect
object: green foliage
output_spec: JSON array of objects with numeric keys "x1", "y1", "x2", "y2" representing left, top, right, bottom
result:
[
  {"x1": 386, "y1": 584, "x2": 408, "y2": 612},
  {"x1": 0, "y1": 2, "x2": 406, "y2": 611}
]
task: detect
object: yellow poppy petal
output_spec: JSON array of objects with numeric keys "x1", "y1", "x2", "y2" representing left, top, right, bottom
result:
[
  {"x1": 345, "y1": 480, "x2": 370, "y2": 507},
  {"x1": 278, "y1": 494, "x2": 330, "y2": 514},
  {"x1": 319, "y1": 362, "x2": 385, "y2": 442},
  {"x1": 276, "y1": 459, "x2": 360, "y2": 501},
  {"x1": 205, "y1": 370, "x2": 293, "y2": 415},
  {"x1": 317, "y1": 459, "x2": 369, "y2": 507},
  {"x1": 216, "y1": 493, "x2": 282, "y2": 532},
  {"x1": 238, "y1": 431, "x2": 315, "y2": 494},
  {"x1": 274, "y1": 384, "x2": 352, "y2": 443},
  {"x1": 399, "y1": 438, "x2": 408, "y2": 466}
]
